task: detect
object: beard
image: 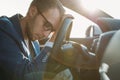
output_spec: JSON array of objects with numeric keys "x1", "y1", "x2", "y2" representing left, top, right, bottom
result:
[
  {"x1": 25, "y1": 23, "x2": 35, "y2": 41},
  {"x1": 25, "y1": 23, "x2": 46, "y2": 41}
]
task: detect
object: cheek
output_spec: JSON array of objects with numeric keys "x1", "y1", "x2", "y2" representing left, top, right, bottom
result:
[
  {"x1": 32, "y1": 22, "x2": 43, "y2": 34},
  {"x1": 30, "y1": 15, "x2": 43, "y2": 32},
  {"x1": 32, "y1": 26, "x2": 44, "y2": 36}
]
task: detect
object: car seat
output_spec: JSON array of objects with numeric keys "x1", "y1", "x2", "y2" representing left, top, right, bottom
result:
[{"x1": 101, "y1": 30, "x2": 120, "y2": 80}]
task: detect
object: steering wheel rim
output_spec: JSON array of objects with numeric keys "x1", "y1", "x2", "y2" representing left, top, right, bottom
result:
[
  {"x1": 51, "y1": 17, "x2": 73, "y2": 61},
  {"x1": 43, "y1": 17, "x2": 73, "y2": 79}
]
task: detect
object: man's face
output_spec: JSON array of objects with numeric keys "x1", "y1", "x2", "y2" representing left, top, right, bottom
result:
[{"x1": 27, "y1": 7, "x2": 61, "y2": 41}]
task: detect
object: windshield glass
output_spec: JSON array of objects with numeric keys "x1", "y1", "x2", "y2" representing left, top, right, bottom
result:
[
  {"x1": 68, "y1": 0, "x2": 120, "y2": 38},
  {"x1": 65, "y1": 7, "x2": 95, "y2": 38},
  {"x1": 81, "y1": 0, "x2": 120, "y2": 19}
]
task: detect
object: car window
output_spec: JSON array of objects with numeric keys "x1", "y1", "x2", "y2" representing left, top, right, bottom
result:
[{"x1": 65, "y1": 7, "x2": 96, "y2": 38}]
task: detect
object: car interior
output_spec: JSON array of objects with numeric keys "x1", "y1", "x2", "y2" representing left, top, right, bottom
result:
[
  {"x1": 41, "y1": 0, "x2": 120, "y2": 80},
  {"x1": 1, "y1": 0, "x2": 120, "y2": 80},
  {"x1": 41, "y1": 15, "x2": 120, "y2": 80},
  {"x1": 36, "y1": 0, "x2": 120, "y2": 80}
]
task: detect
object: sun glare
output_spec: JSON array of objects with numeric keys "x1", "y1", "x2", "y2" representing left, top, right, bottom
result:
[
  {"x1": 81, "y1": 0, "x2": 120, "y2": 19},
  {"x1": 65, "y1": 7, "x2": 94, "y2": 38},
  {"x1": 81, "y1": 0, "x2": 98, "y2": 12}
]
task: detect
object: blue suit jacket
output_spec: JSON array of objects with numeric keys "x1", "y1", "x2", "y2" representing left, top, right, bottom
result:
[{"x1": 0, "y1": 14, "x2": 51, "y2": 80}]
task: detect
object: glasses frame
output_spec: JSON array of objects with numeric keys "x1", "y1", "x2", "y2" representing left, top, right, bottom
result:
[{"x1": 37, "y1": 8, "x2": 54, "y2": 32}]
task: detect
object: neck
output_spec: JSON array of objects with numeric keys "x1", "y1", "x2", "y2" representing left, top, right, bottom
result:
[{"x1": 20, "y1": 17, "x2": 28, "y2": 40}]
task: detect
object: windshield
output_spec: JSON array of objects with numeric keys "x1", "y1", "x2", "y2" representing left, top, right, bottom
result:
[
  {"x1": 81, "y1": 0, "x2": 120, "y2": 19},
  {"x1": 66, "y1": 0, "x2": 120, "y2": 38},
  {"x1": 65, "y1": 7, "x2": 95, "y2": 38}
]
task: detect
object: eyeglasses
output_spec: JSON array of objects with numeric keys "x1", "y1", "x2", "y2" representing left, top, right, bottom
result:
[{"x1": 37, "y1": 9, "x2": 54, "y2": 32}]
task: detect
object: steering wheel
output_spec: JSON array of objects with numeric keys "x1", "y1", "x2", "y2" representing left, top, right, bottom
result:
[
  {"x1": 51, "y1": 17, "x2": 73, "y2": 62},
  {"x1": 43, "y1": 17, "x2": 73, "y2": 79}
]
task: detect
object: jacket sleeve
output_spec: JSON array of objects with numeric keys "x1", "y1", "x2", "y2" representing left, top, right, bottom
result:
[{"x1": 0, "y1": 27, "x2": 52, "y2": 80}]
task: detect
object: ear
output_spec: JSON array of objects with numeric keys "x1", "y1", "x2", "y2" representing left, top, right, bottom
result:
[{"x1": 28, "y1": 6, "x2": 38, "y2": 17}]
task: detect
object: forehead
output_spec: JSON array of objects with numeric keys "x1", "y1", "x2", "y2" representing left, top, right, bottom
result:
[{"x1": 42, "y1": 8, "x2": 61, "y2": 30}]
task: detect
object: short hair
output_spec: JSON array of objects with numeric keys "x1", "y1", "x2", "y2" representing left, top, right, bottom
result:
[{"x1": 30, "y1": 0, "x2": 65, "y2": 18}]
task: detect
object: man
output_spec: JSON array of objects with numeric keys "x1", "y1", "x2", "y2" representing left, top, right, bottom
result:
[{"x1": 0, "y1": 0, "x2": 65, "y2": 80}]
